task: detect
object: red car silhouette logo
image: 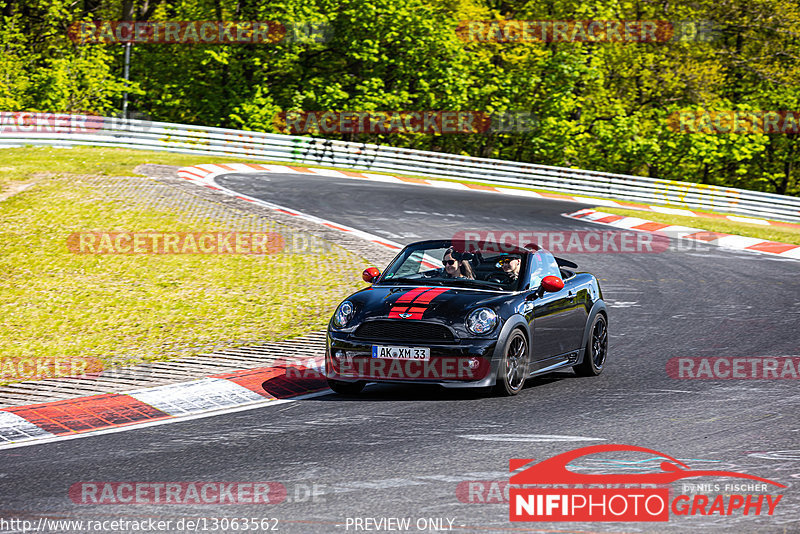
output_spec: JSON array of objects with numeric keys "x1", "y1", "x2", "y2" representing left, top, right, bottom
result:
[{"x1": 510, "y1": 444, "x2": 785, "y2": 487}]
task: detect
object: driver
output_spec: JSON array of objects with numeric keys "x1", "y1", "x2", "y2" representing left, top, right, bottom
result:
[
  {"x1": 487, "y1": 254, "x2": 521, "y2": 285},
  {"x1": 499, "y1": 255, "x2": 521, "y2": 281}
]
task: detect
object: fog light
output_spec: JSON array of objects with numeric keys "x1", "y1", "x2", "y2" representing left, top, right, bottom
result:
[
  {"x1": 334, "y1": 350, "x2": 345, "y2": 360},
  {"x1": 468, "y1": 357, "x2": 481, "y2": 370}
]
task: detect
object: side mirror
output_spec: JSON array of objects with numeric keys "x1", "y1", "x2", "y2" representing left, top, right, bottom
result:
[
  {"x1": 541, "y1": 275, "x2": 564, "y2": 293},
  {"x1": 362, "y1": 267, "x2": 381, "y2": 283}
]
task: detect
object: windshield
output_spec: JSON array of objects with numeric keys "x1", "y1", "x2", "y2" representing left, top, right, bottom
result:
[{"x1": 378, "y1": 241, "x2": 529, "y2": 291}]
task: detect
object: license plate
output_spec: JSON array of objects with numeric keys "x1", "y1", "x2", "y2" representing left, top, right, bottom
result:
[{"x1": 372, "y1": 345, "x2": 430, "y2": 361}]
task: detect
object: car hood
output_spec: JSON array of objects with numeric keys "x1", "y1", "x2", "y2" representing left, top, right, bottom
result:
[{"x1": 345, "y1": 284, "x2": 509, "y2": 323}]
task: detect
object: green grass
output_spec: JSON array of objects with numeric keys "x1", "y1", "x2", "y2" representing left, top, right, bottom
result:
[
  {"x1": 0, "y1": 145, "x2": 431, "y2": 189},
  {"x1": 595, "y1": 207, "x2": 800, "y2": 246},
  {"x1": 0, "y1": 148, "x2": 369, "y2": 383},
  {"x1": 0, "y1": 146, "x2": 272, "y2": 189}
]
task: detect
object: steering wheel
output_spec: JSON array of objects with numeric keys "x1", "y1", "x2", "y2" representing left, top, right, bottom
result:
[{"x1": 486, "y1": 272, "x2": 513, "y2": 285}]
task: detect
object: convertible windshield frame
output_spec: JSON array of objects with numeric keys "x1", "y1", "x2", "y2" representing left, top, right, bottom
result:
[{"x1": 375, "y1": 239, "x2": 534, "y2": 292}]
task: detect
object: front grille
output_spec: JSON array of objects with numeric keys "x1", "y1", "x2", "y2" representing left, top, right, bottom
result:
[{"x1": 353, "y1": 320, "x2": 455, "y2": 343}]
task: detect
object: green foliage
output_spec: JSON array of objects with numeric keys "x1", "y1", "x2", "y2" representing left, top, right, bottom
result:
[
  {"x1": 0, "y1": 17, "x2": 29, "y2": 109},
  {"x1": 1, "y1": 0, "x2": 799, "y2": 195}
]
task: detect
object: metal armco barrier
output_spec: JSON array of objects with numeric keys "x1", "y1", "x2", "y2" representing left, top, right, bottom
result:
[{"x1": 2, "y1": 112, "x2": 799, "y2": 223}]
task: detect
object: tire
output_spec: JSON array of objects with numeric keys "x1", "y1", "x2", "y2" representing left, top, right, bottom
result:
[
  {"x1": 493, "y1": 329, "x2": 528, "y2": 396},
  {"x1": 574, "y1": 313, "x2": 608, "y2": 377},
  {"x1": 327, "y1": 378, "x2": 365, "y2": 395}
]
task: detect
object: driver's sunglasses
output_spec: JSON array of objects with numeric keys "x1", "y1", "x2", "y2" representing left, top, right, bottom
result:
[
  {"x1": 498, "y1": 258, "x2": 516, "y2": 265},
  {"x1": 443, "y1": 259, "x2": 457, "y2": 265}
]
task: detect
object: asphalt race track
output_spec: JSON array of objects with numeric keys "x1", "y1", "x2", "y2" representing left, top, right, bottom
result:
[{"x1": 2, "y1": 172, "x2": 799, "y2": 533}]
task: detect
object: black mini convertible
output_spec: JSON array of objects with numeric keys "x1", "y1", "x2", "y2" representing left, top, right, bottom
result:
[{"x1": 325, "y1": 239, "x2": 608, "y2": 396}]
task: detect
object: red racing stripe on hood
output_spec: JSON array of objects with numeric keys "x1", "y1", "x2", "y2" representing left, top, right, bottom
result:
[
  {"x1": 394, "y1": 287, "x2": 432, "y2": 304},
  {"x1": 411, "y1": 287, "x2": 450, "y2": 304},
  {"x1": 389, "y1": 288, "x2": 450, "y2": 320}
]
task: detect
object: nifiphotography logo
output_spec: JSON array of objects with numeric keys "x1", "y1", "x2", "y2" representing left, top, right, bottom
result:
[{"x1": 509, "y1": 444, "x2": 785, "y2": 522}]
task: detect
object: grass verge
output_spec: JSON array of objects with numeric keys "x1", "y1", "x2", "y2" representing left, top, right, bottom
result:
[
  {"x1": 0, "y1": 146, "x2": 276, "y2": 189},
  {"x1": 0, "y1": 147, "x2": 368, "y2": 383}
]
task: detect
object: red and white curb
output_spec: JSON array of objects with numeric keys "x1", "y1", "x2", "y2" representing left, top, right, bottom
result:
[
  {"x1": 0, "y1": 359, "x2": 326, "y2": 449},
  {"x1": 566, "y1": 208, "x2": 800, "y2": 260},
  {"x1": 177, "y1": 163, "x2": 800, "y2": 230}
]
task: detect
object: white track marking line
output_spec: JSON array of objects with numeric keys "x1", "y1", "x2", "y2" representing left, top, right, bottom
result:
[
  {"x1": 459, "y1": 434, "x2": 605, "y2": 442},
  {"x1": 728, "y1": 215, "x2": 771, "y2": 225},
  {"x1": 590, "y1": 198, "x2": 624, "y2": 207},
  {"x1": 780, "y1": 247, "x2": 800, "y2": 259},
  {"x1": 649, "y1": 205, "x2": 696, "y2": 216},
  {"x1": 307, "y1": 168, "x2": 350, "y2": 178},
  {"x1": 713, "y1": 235, "x2": 766, "y2": 249},
  {"x1": 359, "y1": 173, "x2": 405, "y2": 183},
  {"x1": 604, "y1": 216, "x2": 653, "y2": 229},
  {"x1": 498, "y1": 188, "x2": 543, "y2": 198}
]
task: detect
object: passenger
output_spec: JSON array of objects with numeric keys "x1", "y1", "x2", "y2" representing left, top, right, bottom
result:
[{"x1": 442, "y1": 248, "x2": 475, "y2": 279}]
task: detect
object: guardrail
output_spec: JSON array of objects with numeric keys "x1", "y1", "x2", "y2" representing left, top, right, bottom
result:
[{"x1": 2, "y1": 112, "x2": 799, "y2": 223}]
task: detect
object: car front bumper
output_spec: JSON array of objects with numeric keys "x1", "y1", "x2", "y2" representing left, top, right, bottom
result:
[{"x1": 325, "y1": 330, "x2": 501, "y2": 388}]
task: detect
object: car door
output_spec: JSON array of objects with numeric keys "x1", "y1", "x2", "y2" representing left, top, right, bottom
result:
[
  {"x1": 526, "y1": 251, "x2": 581, "y2": 371},
  {"x1": 560, "y1": 274, "x2": 591, "y2": 352}
]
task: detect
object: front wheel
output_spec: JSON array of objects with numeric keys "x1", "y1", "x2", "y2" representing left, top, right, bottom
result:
[
  {"x1": 493, "y1": 329, "x2": 528, "y2": 396},
  {"x1": 327, "y1": 379, "x2": 365, "y2": 395},
  {"x1": 574, "y1": 314, "x2": 608, "y2": 377}
]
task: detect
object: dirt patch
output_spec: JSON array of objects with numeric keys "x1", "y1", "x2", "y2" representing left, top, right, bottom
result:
[{"x1": 0, "y1": 181, "x2": 36, "y2": 202}]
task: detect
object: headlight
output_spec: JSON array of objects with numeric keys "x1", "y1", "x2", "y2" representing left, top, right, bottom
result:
[
  {"x1": 466, "y1": 307, "x2": 498, "y2": 335},
  {"x1": 332, "y1": 300, "x2": 355, "y2": 328}
]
